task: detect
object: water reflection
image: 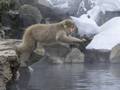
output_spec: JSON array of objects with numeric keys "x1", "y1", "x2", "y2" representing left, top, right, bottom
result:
[{"x1": 7, "y1": 62, "x2": 120, "y2": 90}]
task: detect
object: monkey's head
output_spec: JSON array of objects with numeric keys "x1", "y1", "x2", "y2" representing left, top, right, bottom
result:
[{"x1": 62, "y1": 19, "x2": 76, "y2": 35}]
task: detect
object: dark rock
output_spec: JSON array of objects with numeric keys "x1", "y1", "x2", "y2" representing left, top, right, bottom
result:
[
  {"x1": 70, "y1": 35, "x2": 93, "y2": 52},
  {"x1": 17, "y1": 43, "x2": 45, "y2": 67},
  {"x1": 65, "y1": 48, "x2": 84, "y2": 63},
  {"x1": 85, "y1": 49, "x2": 110, "y2": 62},
  {"x1": 19, "y1": 0, "x2": 62, "y2": 23},
  {"x1": 43, "y1": 43, "x2": 70, "y2": 64},
  {"x1": 43, "y1": 42, "x2": 85, "y2": 64},
  {"x1": 100, "y1": 11, "x2": 120, "y2": 25},
  {"x1": 19, "y1": 0, "x2": 38, "y2": 6},
  {"x1": 18, "y1": 4, "x2": 42, "y2": 28},
  {"x1": 11, "y1": 0, "x2": 21, "y2": 10}
]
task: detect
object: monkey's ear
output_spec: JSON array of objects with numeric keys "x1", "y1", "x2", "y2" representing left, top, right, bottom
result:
[
  {"x1": 63, "y1": 22, "x2": 67, "y2": 28},
  {"x1": 63, "y1": 20, "x2": 70, "y2": 28}
]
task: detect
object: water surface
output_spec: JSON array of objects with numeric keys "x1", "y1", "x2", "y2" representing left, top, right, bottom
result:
[{"x1": 7, "y1": 61, "x2": 120, "y2": 90}]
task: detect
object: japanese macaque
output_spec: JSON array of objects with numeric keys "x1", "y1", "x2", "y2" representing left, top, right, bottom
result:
[{"x1": 16, "y1": 19, "x2": 86, "y2": 57}]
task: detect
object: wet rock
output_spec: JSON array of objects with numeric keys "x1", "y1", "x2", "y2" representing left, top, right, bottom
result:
[
  {"x1": 17, "y1": 43, "x2": 45, "y2": 67},
  {"x1": 70, "y1": 35, "x2": 93, "y2": 52},
  {"x1": 0, "y1": 39, "x2": 20, "y2": 90},
  {"x1": 2, "y1": 11, "x2": 19, "y2": 27},
  {"x1": 65, "y1": 48, "x2": 84, "y2": 63},
  {"x1": 11, "y1": 0, "x2": 21, "y2": 10},
  {"x1": 85, "y1": 49, "x2": 110, "y2": 62},
  {"x1": 100, "y1": 11, "x2": 120, "y2": 25},
  {"x1": 19, "y1": 0, "x2": 62, "y2": 23},
  {"x1": 0, "y1": 39, "x2": 45, "y2": 90},
  {"x1": 43, "y1": 42, "x2": 85, "y2": 64},
  {"x1": 18, "y1": 4, "x2": 42, "y2": 28},
  {"x1": 110, "y1": 44, "x2": 120, "y2": 63},
  {"x1": 43, "y1": 42, "x2": 70, "y2": 64}
]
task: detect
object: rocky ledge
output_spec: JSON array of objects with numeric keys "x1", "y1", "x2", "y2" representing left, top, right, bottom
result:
[
  {"x1": 0, "y1": 39, "x2": 44, "y2": 90},
  {"x1": 0, "y1": 39, "x2": 20, "y2": 90}
]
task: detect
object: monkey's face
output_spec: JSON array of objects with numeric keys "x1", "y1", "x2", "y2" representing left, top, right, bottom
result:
[{"x1": 63, "y1": 19, "x2": 76, "y2": 35}]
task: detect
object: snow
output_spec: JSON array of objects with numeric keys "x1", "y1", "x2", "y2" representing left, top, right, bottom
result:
[
  {"x1": 87, "y1": 6, "x2": 101, "y2": 22},
  {"x1": 47, "y1": 0, "x2": 54, "y2": 5},
  {"x1": 86, "y1": 17, "x2": 120, "y2": 50},
  {"x1": 53, "y1": 0, "x2": 69, "y2": 9},
  {"x1": 70, "y1": 15, "x2": 101, "y2": 35},
  {"x1": 71, "y1": 0, "x2": 120, "y2": 50},
  {"x1": 95, "y1": 0, "x2": 120, "y2": 13},
  {"x1": 77, "y1": 0, "x2": 87, "y2": 14}
]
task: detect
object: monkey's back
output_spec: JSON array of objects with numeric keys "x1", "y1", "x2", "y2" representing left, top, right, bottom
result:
[{"x1": 25, "y1": 24, "x2": 60, "y2": 43}]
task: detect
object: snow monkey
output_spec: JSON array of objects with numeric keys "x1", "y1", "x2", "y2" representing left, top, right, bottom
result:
[{"x1": 16, "y1": 19, "x2": 86, "y2": 57}]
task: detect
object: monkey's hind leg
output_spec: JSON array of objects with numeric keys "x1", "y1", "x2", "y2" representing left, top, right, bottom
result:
[{"x1": 20, "y1": 52, "x2": 31, "y2": 67}]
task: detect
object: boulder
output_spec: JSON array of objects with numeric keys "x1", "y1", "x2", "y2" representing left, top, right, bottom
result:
[
  {"x1": 19, "y1": 0, "x2": 62, "y2": 22},
  {"x1": 110, "y1": 44, "x2": 120, "y2": 63},
  {"x1": 19, "y1": 0, "x2": 38, "y2": 6},
  {"x1": 0, "y1": 39, "x2": 20, "y2": 90},
  {"x1": 43, "y1": 43, "x2": 70, "y2": 64},
  {"x1": 18, "y1": 4, "x2": 42, "y2": 28},
  {"x1": 85, "y1": 49, "x2": 110, "y2": 62},
  {"x1": 65, "y1": 48, "x2": 84, "y2": 63},
  {"x1": 43, "y1": 42, "x2": 85, "y2": 64},
  {"x1": 100, "y1": 11, "x2": 120, "y2": 25},
  {"x1": 0, "y1": 39, "x2": 45, "y2": 90},
  {"x1": 19, "y1": 44, "x2": 45, "y2": 67},
  {"x1": 11, "y1": 0, "x2": 21, "y2": 10}
]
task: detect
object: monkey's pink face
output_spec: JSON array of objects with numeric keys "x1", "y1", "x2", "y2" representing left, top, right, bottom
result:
[
  {"x1": 71, "y1": 26, "x2": 75, "y2": 34},
  {"x1": 68, "y1": 25, "x2": 76, "y2": 35}
]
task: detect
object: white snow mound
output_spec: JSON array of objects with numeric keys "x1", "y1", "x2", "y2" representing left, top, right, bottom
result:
[
  {"x1": 86, "y1": 17, "x2": 120, "y2": 50},
  {"x1": 70, "y1": 15, "x2": 100, "y2": 35}
]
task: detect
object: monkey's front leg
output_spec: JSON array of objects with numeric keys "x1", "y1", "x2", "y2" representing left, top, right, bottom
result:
[{"x1": 57, "y1": 34, "x2": 86, "y2": 43}]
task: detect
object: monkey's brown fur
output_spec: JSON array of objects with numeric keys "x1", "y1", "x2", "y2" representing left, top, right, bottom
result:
[{"x1": 16, "y1": 19, "x2": 85, "y2": 56}]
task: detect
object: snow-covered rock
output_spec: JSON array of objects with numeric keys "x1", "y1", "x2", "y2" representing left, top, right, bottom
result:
[
  {"x1": 95, "y1": 0, "x2": 120, "y2": 13},
  {"x1": 70, "y1": 14, "x2": 101, "y2": 35},
  {"x1": 53, "y1": 0, "x2": 69, "y2": 10},
  {"x1": 86, "y1": 17, "x2": 120, "y2": 50},
  {"x1": 87, "y1": 6, "x2": 101, "y2": 23},
  {"x1": 86, "y1": 0, "x2": 120, "y2": 23}
]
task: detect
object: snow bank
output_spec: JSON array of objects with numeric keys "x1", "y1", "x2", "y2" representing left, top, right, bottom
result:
[
  {"x1": 86, "y1": 17, "x2": 120, "y2": 50},
  {"x1": 87, "y1": 6, "x2": 101, "y2": 23},
  {"x1": 95, "y1": 0, "x2": 120, "y2": 13},
  {"x1": 70, "y1": 15, "x2": 101, "y2": 35}
]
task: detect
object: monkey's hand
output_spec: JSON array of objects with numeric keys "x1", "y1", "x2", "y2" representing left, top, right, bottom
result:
[
  {"x1": 56, "y1": 31, "x2": 86, "y2": 43},
  {"x1": 79, "y1": 38, "x2": 86, "y2": 43}
]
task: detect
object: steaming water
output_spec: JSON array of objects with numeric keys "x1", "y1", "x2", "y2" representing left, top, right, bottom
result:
[{"x1": 7, "y1": 61, "x2": 120, "y2": 90}]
